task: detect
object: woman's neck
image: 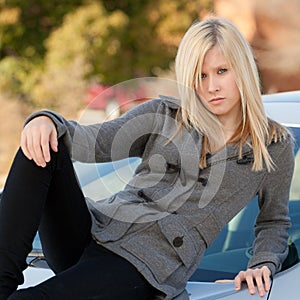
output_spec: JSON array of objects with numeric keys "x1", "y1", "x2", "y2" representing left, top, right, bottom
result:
[
  {"x1": 208, "y1": 121, "x2": 242, "y2": 154},
  {"x1": 219, "y1": 116, "x2": 242, "y2": 143}
]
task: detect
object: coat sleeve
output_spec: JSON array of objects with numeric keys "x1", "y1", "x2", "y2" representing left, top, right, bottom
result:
[
  {"x1": 24, "y1": 99, "x2": 162, "y2": 163},
  {"x1": 248, "y1": 135, "x2": 295, "y2": 275}
]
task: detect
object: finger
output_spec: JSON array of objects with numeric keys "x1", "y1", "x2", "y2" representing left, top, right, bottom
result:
[
  {"x1": 245, "y1": 270, "x2": 256, "y2": 295},
  {"x1": 38, "y1": 120, "x2": 57, "y2": 166},
  {"x1": 40, "y1": 133, "x2": 51, "y2": 164},
  {"x1": 29, "y1": 131, "x2": 46, "y2": 167},
  {"x1": 25, "y1": 131, "x2": 41, "y2": 166},
  {"x1": 254, "y1": 273, "x2": 265, "y2": 297},
  {"x1": 41, "y1": 128, "x2": 58, "y2": 164},
  {"x1": 49, "y1": 129, "x2": 58, "y2": 153},
  {"x1": 40, "y1": 125, "x2": 55, "y2": 164},
  {"x1": 262, "y1": 267, "x2": 271, "y2": 291},
  {"x1": 20, "y1": 131, "x2": 32, "y2": 160},
  {"x1": 234, "y1": 271, "x2": 244, "y2": 291}
]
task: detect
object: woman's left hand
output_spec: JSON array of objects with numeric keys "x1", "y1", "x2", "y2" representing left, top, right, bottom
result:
[{"x1": 234, "y1": 266, "x2": 271, "y2": 297}]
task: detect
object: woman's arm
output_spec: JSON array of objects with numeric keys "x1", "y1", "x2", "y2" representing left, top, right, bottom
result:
[
  {"x1": 21, "y1": 99, "x2": 163, "y2": 166},
  {"x1": 235, "y1": 135, "x2": 295, "y2": 296}
]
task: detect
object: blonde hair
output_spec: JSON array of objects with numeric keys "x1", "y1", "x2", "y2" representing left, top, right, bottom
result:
[{"x1": 175, "y1": 17, "x2": 288, "y2": 172}]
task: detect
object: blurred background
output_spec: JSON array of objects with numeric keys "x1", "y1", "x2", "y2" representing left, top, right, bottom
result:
[{"x1": 0, "y1": 0, "x2": 300, "y2": 187}]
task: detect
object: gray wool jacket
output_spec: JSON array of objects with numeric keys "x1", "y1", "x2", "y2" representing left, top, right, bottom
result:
[{"x1": 26, "y1": 96, "x2": 294, "y2": 299}]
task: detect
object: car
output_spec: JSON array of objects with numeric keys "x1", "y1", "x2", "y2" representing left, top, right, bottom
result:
[
  {"x1": 84, "y1": 83, "x2": 149, "y2": 118},
  {"x1": 0, "y1": 90, "x2": 300, "y2": 299}
]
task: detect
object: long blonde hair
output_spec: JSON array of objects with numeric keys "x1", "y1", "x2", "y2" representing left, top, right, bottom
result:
[{"x1": 175, "y1": 17, "x2": 288, "y2": 171}]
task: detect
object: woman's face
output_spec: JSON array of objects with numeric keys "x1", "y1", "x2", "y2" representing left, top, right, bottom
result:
[{"x1": 196, "y1": 45, "x2": 242, "y2": 126}]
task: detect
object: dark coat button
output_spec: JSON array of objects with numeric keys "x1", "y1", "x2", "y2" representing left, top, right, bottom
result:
[
  {"x1": 108, "y1": 195, "x2": 116, "y2": 203},
  {"x1": 137, "y1": 189, "x2": 153, "y2": 203},
  {"x1": 166, "y1": 162, "x2": 180, "y2": 173},
  {"x1": 237, "y1": 156, "x2": 253, "y2": 164},
  {"x1": 137, "y1": 190, "x2": 144, "y2": 197},
  {"x1": 173, "y1": 236, "x2": 183, "y2": 247},
  {"x1": 198, "y1": 177, "x2": 208, "y2": 186}
]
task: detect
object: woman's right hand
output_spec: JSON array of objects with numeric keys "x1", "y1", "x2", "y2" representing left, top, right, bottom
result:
[{"x1": 21, "y1": 116, "x2": 58, "y2": 167}]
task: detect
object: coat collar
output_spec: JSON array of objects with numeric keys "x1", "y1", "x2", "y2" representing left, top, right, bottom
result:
[
  {"x1": 205, "y1": 142, "x2": 253, "y2": 167},
  {"x1": 159, "y1": 94, "x2": 180, "y2": 109},
  {"x1": 189, "y1": 127, "x2": 253, "y2": 165},
  {"x1": 159, "y1": 94, "x2": 253, "y2": 160}
]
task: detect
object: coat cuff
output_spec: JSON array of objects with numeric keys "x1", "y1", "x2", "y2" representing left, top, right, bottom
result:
[
  {"x1": 24, "y1": 110, "x2": 67, "y2": 139},
  {"x1": 248, "y1": 261, "x2": 276, "y2": 276}
]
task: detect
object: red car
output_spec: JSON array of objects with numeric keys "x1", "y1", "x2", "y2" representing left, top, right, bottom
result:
[{"x1": 84, "y1": 84, "x2": 149, "y2": 116}]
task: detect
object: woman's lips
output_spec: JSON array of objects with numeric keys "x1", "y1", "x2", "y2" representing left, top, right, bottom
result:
[{"x1": 209, "y1": 97, "x2": 225, "y2": 104}]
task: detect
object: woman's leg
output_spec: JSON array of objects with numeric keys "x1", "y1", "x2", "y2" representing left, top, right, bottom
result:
[
  {"x1": 37, "y1": 142, "x2": 92, "y2": 273},
  {"x1": 8, "y1": 240, "x2": 159, "y2": 300},
  {"x1": 1, "y1": 141, "x2": 158, "y2": 300},
  {"x1": 0, "y1": 140, "x2": 91, "y2": 298}
]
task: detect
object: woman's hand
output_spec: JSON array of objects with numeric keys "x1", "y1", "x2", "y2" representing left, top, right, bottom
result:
[
  {"x1": 21, "y1": 116, "x2": 58, "y2": 167},
  {"x1": 234, "y1": 266, "x2": 271, "y2": 297}
]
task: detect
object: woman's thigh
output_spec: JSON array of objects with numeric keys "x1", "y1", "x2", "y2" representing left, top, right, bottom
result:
[
  {"x1": 9, "y1": 240, "x2": 158, "y2": 300},
  {"x1": 38, "y1": 141, "x2": 92, "y2": 273}
]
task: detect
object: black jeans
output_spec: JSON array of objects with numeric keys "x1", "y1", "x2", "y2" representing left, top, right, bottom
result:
[{"x1": 0, "y1": 141, "x2": 157, "y2": 300}]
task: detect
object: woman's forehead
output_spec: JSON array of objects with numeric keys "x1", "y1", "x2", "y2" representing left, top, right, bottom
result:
[{"x1": 202, "y1": 46, "x2": 227, "y2": 69}]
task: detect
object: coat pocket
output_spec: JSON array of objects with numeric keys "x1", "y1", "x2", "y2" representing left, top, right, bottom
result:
[{"x1": 121, "y1": 216, "x2": 203, "y2": 284}]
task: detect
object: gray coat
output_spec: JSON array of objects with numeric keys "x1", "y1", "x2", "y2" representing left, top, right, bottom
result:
[{"x1": 26, "y1": 96, "x2": 294, "y2": 299}]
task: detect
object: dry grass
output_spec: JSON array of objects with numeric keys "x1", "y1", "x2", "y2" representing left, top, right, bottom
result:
[
  {"x1": 0, "y1": 94, "x2": 30, "y2": 188},
  {"x1": 0, "y1": 94, "x2": 91, "y2": 189}
]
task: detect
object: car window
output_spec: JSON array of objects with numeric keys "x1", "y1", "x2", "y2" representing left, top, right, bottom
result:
[
  {"x1": 76, "y1": 158, "x2": 141, "y2": 200},
  {"x1": 32, "y1": 233, "x2": 43, "y2": 253},
  {"x1": 290, "y1": 128, "x2": 300, "y2": 200}
]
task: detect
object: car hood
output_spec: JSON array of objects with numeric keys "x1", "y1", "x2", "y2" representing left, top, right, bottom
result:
[
  {"x1": 20, "y1": 266, "x2": 54, "y2": 289},
  {"x1": 185, "y1": 282, "x2": 235, "y2": 299},
  {"x1": 185, "y1": 281, "x2": 269, "y2": 300}
]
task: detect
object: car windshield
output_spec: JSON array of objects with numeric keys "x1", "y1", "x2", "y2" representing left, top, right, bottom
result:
[{"x1": 31, "y1": 126, "x2": 300, "y2": 282}]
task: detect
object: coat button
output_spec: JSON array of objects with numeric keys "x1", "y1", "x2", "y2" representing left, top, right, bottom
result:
[
  {"x1": 198, "y1": 177, "x2": 208, "y2": 186},
  {"x1": 108, "y1": 195, "x2": 116, "y2": 203},
  {"x1": 166, "y1": 162, "x2": 180, "y2": 173},
  {"x1": 173, "y1": 236, "x2": 183, "y2": 247},
  {"x1": 137, "y1": 190, "x2": 144, "y2": 197}
]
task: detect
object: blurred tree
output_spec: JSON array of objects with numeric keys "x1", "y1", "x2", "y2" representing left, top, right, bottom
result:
[
  {"x1": 31, "y1": 2, "x2": 129, "y2": 115},
  {"x1": 0, "y1": 0, "x2": 213, "y2": 110},
  {"x1": 99, "y1": 0, "x2": 213, "y2": 80},
  {"x1": 0, "y1": 0, "x2": 86, "y2": 61},
  {"x1": 0, "y1": 0, "x2": 87, "y2": 103},
  {"x1": 39, "y1": 0, "x2": 213, "y2": 86}
]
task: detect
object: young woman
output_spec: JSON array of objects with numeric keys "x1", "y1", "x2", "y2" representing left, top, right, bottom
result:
[{"x1": 0, "y1": 17, "x2": 294, "y2": 300}]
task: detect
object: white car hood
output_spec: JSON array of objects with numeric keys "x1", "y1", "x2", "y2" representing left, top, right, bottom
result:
[{"x1": 20, "y1": 267, "x2": 54, "y2": 289}]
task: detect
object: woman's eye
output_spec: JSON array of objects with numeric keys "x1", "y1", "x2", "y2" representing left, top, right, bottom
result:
[
  {"x1": 201, "y1": 73, "x2": 206, "y2": 79},
  {"x1": 218, "y1": 68, "x2": 227, "y2": 74}
]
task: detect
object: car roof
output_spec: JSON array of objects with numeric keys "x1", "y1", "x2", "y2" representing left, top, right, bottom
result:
[
  {"x1": 262, "y1": 91, "x2": 300, "y2": 126},
  {"x1": 262, "y1": 90, "x2": 300, "y2": 103}
]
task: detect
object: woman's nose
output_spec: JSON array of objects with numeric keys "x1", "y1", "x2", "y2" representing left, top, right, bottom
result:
[{"x1": 208, "y1": 76, "x2": 220, "y2": 93}]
